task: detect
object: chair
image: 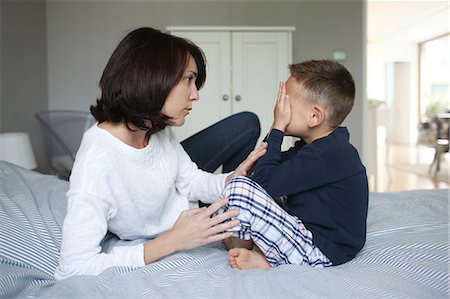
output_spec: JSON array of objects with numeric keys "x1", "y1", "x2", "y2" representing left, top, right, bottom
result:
[
  {"x1": 35, "y1": 110, "x2": 95, "y2": 180},
  {"x1": 429, "y1": 112, "x2": 450, "y2": 176}
]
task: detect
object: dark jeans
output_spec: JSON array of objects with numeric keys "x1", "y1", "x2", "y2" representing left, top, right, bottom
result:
[{"x1": 180, "y1": 111, "x2": 261, "y2": 173}]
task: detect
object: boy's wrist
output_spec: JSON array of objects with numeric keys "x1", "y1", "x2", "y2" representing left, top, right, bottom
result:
[
  {"x1": 271, "y1": 127, "x2": 284, "y2": 134},
  {"x1": 268, "y1": 128, "x2": 285, "y2": 142},
  {"x1": 272, "y1": 122, "x2": 286, "y2": 132}
]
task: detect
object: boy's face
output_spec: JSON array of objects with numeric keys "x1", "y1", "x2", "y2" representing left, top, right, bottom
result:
[{"x1": 284, "y1": 76, "x2": 314, "y2": 138}]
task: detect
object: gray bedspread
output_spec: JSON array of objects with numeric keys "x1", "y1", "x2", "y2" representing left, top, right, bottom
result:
[{"x1": 0, "y1": 161, "x2": 448, "y2": 298}]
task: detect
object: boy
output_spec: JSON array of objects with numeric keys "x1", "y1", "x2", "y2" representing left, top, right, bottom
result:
[{"x1": 222, "y1": 59, "x2": 368, "y2": 269}]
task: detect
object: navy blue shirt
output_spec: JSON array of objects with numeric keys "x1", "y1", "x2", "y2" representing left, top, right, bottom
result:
[{"x1": 251, "y1": 127, "x2": 368, "y2": 265}]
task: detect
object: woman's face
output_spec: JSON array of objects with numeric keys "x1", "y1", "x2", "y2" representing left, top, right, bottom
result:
[{"x1": 161, "y1": 55, "x2": 200, "y2": 127}]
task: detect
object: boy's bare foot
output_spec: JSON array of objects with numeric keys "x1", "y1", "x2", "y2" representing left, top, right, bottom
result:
[{"x1": 228, "y1": 248, "x2": 271, "y2": 270}]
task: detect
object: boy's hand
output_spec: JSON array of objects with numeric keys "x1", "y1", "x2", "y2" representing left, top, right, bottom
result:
[{"x1": 272, "y1": 81, "x2": 291, "y2": 132}]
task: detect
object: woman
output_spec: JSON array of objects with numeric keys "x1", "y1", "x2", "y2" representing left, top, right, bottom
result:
[{"x1": 55, "y1": 27, "x2": 266, "y2": 280}]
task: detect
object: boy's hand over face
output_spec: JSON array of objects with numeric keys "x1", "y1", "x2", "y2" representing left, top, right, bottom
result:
[{"x1": 272, "y1": 81, "x2": 291, "y2": 132}]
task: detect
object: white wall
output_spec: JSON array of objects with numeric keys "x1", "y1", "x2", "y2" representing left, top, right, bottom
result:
[
  {"x1": 367, "y1": 42, "x2": 419, "y2": 145},
  {"x1": 45, "y1": 1, "x2": 236, "y2": 111},
  {"x1": 1, "y1": 0, "x2": 48, "y2": 171},
  {"x1": 46, "y1": 0, "x2": 365, "y2": 150},
  {"x1": 2, "y1": 0, "x2": 366, "y2": 172}
]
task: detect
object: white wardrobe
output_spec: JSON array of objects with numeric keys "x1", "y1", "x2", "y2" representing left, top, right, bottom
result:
[{"x1": 167, "y1": 26, "x2": 295, "y2": 147}]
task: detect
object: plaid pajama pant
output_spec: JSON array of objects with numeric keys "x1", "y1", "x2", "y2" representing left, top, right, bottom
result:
[{"x1": 220, "y1": 176, "x2": 332, "y2": 268}]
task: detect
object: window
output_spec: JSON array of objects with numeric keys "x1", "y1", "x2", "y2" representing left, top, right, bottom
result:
[{"x1": 419, "y1": 34, "x2": 449, "y2": 122}]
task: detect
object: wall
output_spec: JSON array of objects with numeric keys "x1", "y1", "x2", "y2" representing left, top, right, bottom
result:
[
  {"x1": 367, "y1": 42, "x2": 419, "y2": 145},
  {"x1": 2, "y1": 0, "x2": 366, "y2": 172},
  {"x1": 1, "y1": 0, "x2": 49, "y2": 171}
]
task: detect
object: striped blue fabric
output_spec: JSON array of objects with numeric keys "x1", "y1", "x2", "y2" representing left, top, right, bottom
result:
[
  {"x1": 0, "y1": 162, "x2": 448, "y2": 299},
  {"x1": 0, "y1": 162, "x2": 70, "y2": 298}
]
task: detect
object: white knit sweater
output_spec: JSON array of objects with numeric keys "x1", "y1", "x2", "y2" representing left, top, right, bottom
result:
[{"x1": 55, "y1": 125, "x2": 227, "y2": 280}]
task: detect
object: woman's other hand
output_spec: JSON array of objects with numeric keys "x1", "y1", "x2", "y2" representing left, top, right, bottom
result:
[
  {"x1": 225, "y1": 142, "x2": 268, "y2": 183},
  {"x1": 171, "y1": 197, "x2": 239, "y2": 249},
  {"x1": 143, "y1": 197, "x2": 239, "y2": 264}
]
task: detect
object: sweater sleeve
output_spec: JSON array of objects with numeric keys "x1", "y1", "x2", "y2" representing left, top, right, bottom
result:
[
  {"x1": 251, "y1": 129, "x2": 284, "y2": 189},
  {"x1": 54, "y1": 191, "x2": 145, "y2": 280},
  {"x1": 171, "y1": 135, "x2": 227, "y2": 204}
]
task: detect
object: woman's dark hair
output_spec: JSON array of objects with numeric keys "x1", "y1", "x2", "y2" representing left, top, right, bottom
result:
[{"x1": 90, "y1": 27, "x2": 206, "y2": 134}]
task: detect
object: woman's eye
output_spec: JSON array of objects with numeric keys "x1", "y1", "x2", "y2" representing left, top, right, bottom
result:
[{"x1": 183, "y1": 73, "x2": 197, "y2": 86}]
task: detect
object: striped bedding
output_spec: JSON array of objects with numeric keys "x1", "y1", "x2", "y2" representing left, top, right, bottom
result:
[{"x1": 0, "y1": 161, "x2": 448, "y2": 298}]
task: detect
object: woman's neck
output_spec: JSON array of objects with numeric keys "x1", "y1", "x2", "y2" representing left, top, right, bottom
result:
[{"x1": 98, "y1": 121, "x2": 150, "y2": 149}]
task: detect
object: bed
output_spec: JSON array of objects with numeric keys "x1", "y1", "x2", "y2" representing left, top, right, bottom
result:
[{"x1": 0, "y1": 161, "x2": 448, "y2": 298}]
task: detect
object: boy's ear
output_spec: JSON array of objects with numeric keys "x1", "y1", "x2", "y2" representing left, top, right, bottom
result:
[{"x1": 308, "y1": 105, "x2": 326, "y2": 128}]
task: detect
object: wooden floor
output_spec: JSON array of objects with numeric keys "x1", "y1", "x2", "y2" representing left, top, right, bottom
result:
[{"x1": 374, "y1": 143, "x2": 449, "y2": 192}]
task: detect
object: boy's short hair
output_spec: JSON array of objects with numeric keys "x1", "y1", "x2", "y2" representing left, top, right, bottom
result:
[{"x1": 289, "y1": 60, "x2": 355, "y2": 128}]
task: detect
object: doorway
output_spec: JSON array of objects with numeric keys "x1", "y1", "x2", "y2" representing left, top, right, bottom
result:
[{"x1": 366, "y1": 1, "x2": 449, "y2": 192}]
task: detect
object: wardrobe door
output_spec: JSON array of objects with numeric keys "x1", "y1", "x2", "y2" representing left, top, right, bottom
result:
[
  {"x1": 168, "y1": 28, "x2": 293, "y2": 148},
  {"x1": 232, "y1": 31, "x2": 292, "y2": 142},
  {"x1": 170, "y1": 31, "x2": 231, "y2": 142}
]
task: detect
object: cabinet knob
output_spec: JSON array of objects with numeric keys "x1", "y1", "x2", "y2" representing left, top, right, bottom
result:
[
  {"x1": 222, "y1": 95, "x2": 229, "y2": 101},
  {"x1": 235, "y1": 95, "x2": 241, "y2": 101}
]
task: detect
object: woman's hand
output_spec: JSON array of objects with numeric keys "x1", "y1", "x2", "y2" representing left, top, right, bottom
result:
[
  {"x1": 143, "y1": 198, "x2": 239, "y2": 264},
  {"x1": 170, "y1": 197, "x2": 239, "y2": 250},
  {"x1": 272, "y1": 81, "x2": 291, "y2": 132},
  {"x1": 225, "y1": 142, "x2": 268, "y2": 184}
]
